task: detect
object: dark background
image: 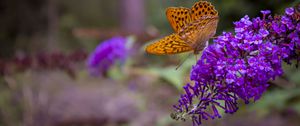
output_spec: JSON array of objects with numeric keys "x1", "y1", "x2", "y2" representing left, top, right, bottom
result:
[{"x1": 0, "y1": 0, "x2": 300, "y2": 126}]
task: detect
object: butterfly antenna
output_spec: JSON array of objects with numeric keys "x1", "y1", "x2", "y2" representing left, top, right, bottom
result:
[{"x1": 175, "y1": 53, "x2": 193, "y2": 70}]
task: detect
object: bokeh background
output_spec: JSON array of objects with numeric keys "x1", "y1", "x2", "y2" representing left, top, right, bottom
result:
[{"x1": 1, "y1": 0, "x2": 300, "y2": 126}]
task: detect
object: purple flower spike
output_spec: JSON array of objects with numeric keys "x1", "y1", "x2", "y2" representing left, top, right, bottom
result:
[
  {"x1": 172, "y1": 5, "x2": 300, "y2": 126},
  {"x1": 87, "y1": 37, "x2": 128, "y2": 76}
]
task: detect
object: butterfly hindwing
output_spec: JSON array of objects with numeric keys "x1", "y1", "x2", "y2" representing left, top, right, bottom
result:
[
  {"x1": 146, "y1": 33, "x2": 193, "y2": 55},
  {"x1": 166, "y1": 7, "x2": 192, "y2": 33},
  {"x1": 179, "y1": 16, "x2": 219, "y2": 54}
]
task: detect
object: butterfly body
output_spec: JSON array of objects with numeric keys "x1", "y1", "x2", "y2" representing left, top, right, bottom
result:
[{"x1": 146, "y1": 1, "x2": 218, "y2": 55}]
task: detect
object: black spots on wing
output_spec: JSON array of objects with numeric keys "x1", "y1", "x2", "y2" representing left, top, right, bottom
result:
[
  {"x1": 184, "y1": 11, "x2": 187, "y2": 15},
  {"x1": 190, "y1": 1, "x2": 218, "y2": 21},
  {"x1": 178, "y1": 48, "x2": 181, "y2": 52},
  {"x1": 200, "y1": 22, "x2": 205, "y2": 26},
  {"x1": 188, "y1": 26, "x2": 193, "y2": 31},
  {"x1": 199, "y1": 2, "x2": 208, "y2": 8},
  {"x1": 166, "y1": 43, "x2": 172, "y2": 47},
  {"x1": 171, "y1": 36, "x2": 175, "y2": 39}
]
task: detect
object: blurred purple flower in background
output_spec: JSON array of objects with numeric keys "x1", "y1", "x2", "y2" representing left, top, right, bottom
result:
[
  {"x1": 172, "y1": 6, "x2": 300, "y2": 126},
  {"x1": 87, "y1": 37, "x2": 128, "y2": 76}
]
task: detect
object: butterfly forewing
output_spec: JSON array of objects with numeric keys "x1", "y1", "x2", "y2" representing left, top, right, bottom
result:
[
  {"x1": 191, "y1": 1, "x2": 218, "y2": 21},
  {"x1": 146, "y1": 33, "x2": 193, "y2": 55},
  {"x1": 166, "y1": 7, "x2": 193, "y2": 33}
]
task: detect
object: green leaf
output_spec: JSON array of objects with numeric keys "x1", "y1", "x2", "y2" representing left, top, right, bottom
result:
[
  {"x1": 148, "y1": 67, "x2": 184, "y2": 90},
  {"x1": 250, "y1": 88, "x2": 300, "y2": 113},
  {"x1": 147, "y1": 57, "x2": 195, "y2": 90},
  {"x1": 291, "y1": 101, "x2": 300, "y2": 114}
]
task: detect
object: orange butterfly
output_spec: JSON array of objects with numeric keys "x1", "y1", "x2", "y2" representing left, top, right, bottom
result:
[{"x1": 146, "y1": 1, "x2": 219, "y2": 55}]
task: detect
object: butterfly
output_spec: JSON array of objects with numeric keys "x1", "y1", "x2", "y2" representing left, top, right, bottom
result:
[{"x1": 145, "y1": 1, "x2": 219, "y2": 55}]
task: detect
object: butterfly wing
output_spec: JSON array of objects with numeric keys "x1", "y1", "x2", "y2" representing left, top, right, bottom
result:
[
  {"x1": 179, "y1": 16, "x2": 219, "y2": 54},
  {"x1": 166, "y1": 7, "x2": 193, "y2": 33},
  {"x1": 177, "y1": 1, "x2": 219, "y2": 54},
  {"x1": 190, "y1": 1, "x2": 218, "y2": 21},
  {"x1": 146, "y1": 33, "x2": 193, "y2": 55}
]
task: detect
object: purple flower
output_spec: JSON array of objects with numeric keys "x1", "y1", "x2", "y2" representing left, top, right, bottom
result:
[
  {"x1": 261, "y1": 10, "x2": 271, "y2": 15},
  {"x1": 259, "y1": 28, "x2": 269, "y2": 37},
  {"x1": 285, "y1": 7, "x2": 294, "y2": 15},
  {"x1": 234, "y1": 15, "x2": 252, "y2": 33},
  {"x1": 87, "y1": 37, "x2": 128, "y2": 76},
  {"x1": 172, "y1": 5, "x2": 300, "y2": 126}
]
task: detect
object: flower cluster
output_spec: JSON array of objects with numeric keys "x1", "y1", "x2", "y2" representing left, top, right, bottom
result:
[
  {"x1": 172, "y1": 6, "x2": 300, "y2": 126},
  {"x1": 87, "y1": 37, "x2": 128, "y2": 76}
]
